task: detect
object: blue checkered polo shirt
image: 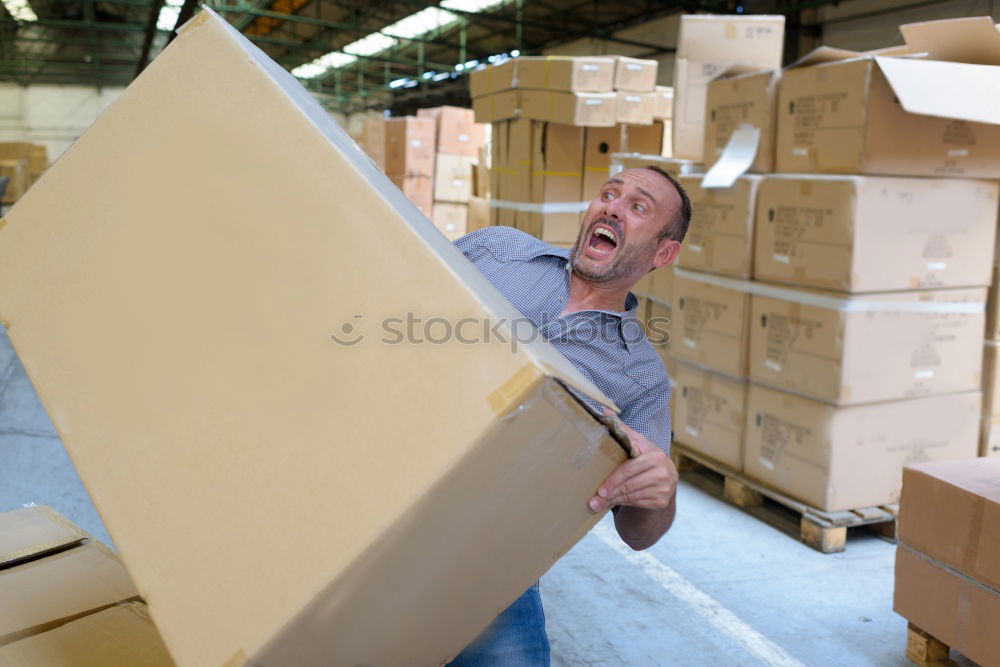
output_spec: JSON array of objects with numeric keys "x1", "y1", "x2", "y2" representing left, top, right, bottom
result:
[{"x1": 455, "y1": 226, "x2": 671, "y2": 451}]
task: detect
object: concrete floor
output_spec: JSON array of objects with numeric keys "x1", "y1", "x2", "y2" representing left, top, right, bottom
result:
[{"x1": 0, "y1": 327, "x2": 964, "y2": 666}]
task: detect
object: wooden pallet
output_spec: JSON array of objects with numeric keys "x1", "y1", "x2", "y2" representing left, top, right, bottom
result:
[
  {"x1": 670, "y1": 443, "x2": 898, "y2": 554},
  {"x1": 904, "y1": 622, "x2": 981, "y2": 666}
]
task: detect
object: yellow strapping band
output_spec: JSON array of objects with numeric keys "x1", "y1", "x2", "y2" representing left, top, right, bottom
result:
[
  {"x1": 487, "y1": 364, "x2": 544, "y2": 416},
  {"x1": 532, "y1": 170, "x2": 583, "y2": 177}
]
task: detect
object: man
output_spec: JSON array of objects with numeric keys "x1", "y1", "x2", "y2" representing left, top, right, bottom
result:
[{"x1": 449, "y1": 166, "x2": 692, "y2": 665}]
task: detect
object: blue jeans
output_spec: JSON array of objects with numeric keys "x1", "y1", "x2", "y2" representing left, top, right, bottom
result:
[{"x1": 448, "y1": 583, "x2": 550, "y2": 666}]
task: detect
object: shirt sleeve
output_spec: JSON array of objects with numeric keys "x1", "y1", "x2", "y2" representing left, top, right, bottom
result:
[{"x1": 619, "y1": 379, "x2": 672, "y2": 453}]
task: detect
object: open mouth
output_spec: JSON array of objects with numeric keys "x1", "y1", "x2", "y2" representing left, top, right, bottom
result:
[{"x1": 587, "y1": 223, "x2": 619, "y2": 256}]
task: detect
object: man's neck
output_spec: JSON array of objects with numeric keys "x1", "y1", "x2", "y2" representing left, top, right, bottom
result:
[{"x1": 563, "y1": 271, "x2": 630, "y2": 315}]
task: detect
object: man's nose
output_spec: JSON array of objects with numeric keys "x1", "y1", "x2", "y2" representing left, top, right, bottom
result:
[{"x1": 602, "y1": 196, "x2": 624, "y2": 220}]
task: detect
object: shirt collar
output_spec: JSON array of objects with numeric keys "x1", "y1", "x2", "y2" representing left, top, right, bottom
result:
[{"x1": 558, "y1": 257, "x2": 644, "y2": 352}]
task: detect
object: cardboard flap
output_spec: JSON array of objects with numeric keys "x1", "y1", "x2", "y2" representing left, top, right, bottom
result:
[
  {"x1": 900, "y1": 16, "x2": 1000, "y2": 66},
  {"x1": 786, "y1": 46, "x2": 865, "y2": 69},
  {"x1": 875, "y1": 56, "x2": 1000, "y2": 125},
  {"x1": 710, "y1": 64, "x2": 773, "y2": 82}
]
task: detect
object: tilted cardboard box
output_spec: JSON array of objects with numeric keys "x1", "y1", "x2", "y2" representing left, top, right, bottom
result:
[
  {"x1": 748, "y1": 284, "x2": 986, "y2": 405},
  {"x1": 894, "y1": 457, "x2": 1000, "y2": 667},
  {"x1": 776, "y1": 18, "x2": 1000, "y2": 177},
  {"x1": 677, "y1": 174, "x2": 760, "y2": 279},
  {"x1": 753, "y1": 175, "x2": 998, "y2": 292},
  {"x1": 670, "y1": 271, "x2": 751, "y2": 378},
  {"x1": 672, "y1": 14, "x2": 785, "y2": 162},
  {"x1": 670, "y1": 359, "x2": 747, "y2": 470},
  {"x1": 0, "y1": 10, "x2": 628, "y2": 666},
  {"x1": 0, "y1": 602, "x2": 174, "y2": 667},
  {"x1": 744, "y1": 384, "x2": 980, "y2": 511},
  {"x1": 704, "y1": 69, "x2": 779, "y2": 174}
]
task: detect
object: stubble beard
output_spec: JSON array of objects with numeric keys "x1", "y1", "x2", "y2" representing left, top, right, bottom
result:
[{"x1": 571, "y1": 217, "x2": 658, "y2": 284}]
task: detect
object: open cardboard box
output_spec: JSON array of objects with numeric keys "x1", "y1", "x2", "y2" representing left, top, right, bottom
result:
[{"x1": 0, "y1": 10, "x2": 631, "y2": 666}]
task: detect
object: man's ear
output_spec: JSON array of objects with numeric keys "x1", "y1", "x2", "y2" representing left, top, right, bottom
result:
[{"x1": 651, "y1": 237, "x2": 681, "y2": 270}]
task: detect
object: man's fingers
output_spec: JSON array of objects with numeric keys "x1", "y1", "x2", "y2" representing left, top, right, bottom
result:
[
  {"x1": 596, "y1": 455, "x2": 658, "y2": 499},
  {"x1": 590, "y1": 466, "x2": 677, "y2": 512}
]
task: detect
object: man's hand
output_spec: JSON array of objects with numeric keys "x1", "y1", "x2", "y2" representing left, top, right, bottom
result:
[{"x1": 589, "y1": 409, "x2": 678, "y2": 550}]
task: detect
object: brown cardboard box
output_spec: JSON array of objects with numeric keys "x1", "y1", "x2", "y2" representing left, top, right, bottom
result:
[
  {"x1": 671, "y1": 359, "x2": 747, "y2": 470},
  {"x1": 474, "y1": 145, "x2": 490, "y2": 197},
  {"x1": 0, "y1": 506, "x2": 86, "y2": 568},
  {"x1": 0, "y1": 11, "x2": 628, "y2": 666},
  {"x1": 516, "y1": 56, "x2": 615, "y2": 93},
  {"x1": 646, "y1": 297, "x2": 672, "y2": 350},
  {"x1": 0, "y1": 159, "x2": 29, "y2": 204},
  {"x1": 776, "y1": 30, "x2": 1000, "y2": 177},
  {"x1": 986, "y1": 264, "x2": 1000, "y2": 341},
  {"x1": 361, "y1": 117, "x2": 384, "y2": 169},
  {"x1": 672, "y1": 14, "x2": 785, "y2": 162},
  {"x1": 469, "y1": 59, "x2": 516, "y2": 98},
  {"x1": 500, "y1": 118, "x2": 534, "y2": 203},
  {"x1": 0, "y1": 142, "x2": 33, "y2": 163},
  {"x1": 468, "y1": 196, "x2": 490, "y2": 233},
  {"x1": 472, "y1": 89, "x2": 520, "y2": 123},
  {"x1": 609, "y1": 152, "x2": 702, "y2": 179},
  {"x1": 753, "y1": 175, "x2": 998, "y2": 292},
  {"x1": 434, "y1": 154, "x2": 475, "y2": 203},
  {"x1": 1, "y1": 542, "x2": 138, "y2": 646},
  {"x1": 418, "y1": 106, "x2": 486, "y2": 157},
  {"x1": 615, "y1": 92, "x2": 655, "y2": 125},
  {"x1": 671, "y1": 271, "x2": 750, "y2": 378},
  {"x1": 520, "y1": 90, "x2": 617, "y2": 126},
  {"x1": 653, "y1": 86, "x2": 673, "y2": 120},
  {"x1": 389, "y1": 174, "x2": 433, "y2": 217},
  {"x1": 894, "y1": 546, "x2": 1000, "y2": 667},
  {"x1": 531, "y1": 122, "x2": 584, "y2": 204},
  {"x1": 677, "y1": 174, "x2": 760, "y2": 279},
  {"x1": 704, "y1": 69, "x2": 778, "y2": 174},
  {"x1": 744, "y1": 384, "x2": 980, "y2": 511},
  {"x1": 647, "y1": 265, "x2": 674, "y2": 305},
  {"x1": 431, "y1": 202, "x2": 468, "y2": 241},
  {"x1": 748, "y1": 284, "x2": 986, "y2": 405},
  {"x1": 898, "y1": 458, "x2": 1000, "y2": 591},
  {"x1": 583, "y1": 126, "x2": 623, "y2": 199},
  {"x1": 623, "y1": 122, "x2": 663, "y2": 155},
  {"x1": 612, "y1": 56, "x2": 658, "y2": 93},
  {"x1": 894, "y1": 457, "x2": 1000, "y2": 667},
  {"x1": 384, "y1": 116, "x2": 436, "y2": 177},
  {"x1": 29, "y1": 144, "x2": 48, "y2": 180},
  {"x1": 0, "y1": 602, "x2": 174, "y2": 667}
]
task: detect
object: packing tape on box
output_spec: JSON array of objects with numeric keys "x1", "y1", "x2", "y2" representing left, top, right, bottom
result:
[
  {"x1": 673, "y1": 268, "x2": 985, "y2": 314},
  {"x1": 489, "y1": 199, "x2": 590, "y2": 214},
  {"x1": 898, "y1": 540, "x2": 999, "y2": 597}
]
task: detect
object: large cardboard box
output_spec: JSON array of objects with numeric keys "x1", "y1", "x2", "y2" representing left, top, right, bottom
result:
[
  {"x1": 677, "y1": 174, "x2": 760, "y2": 279},
  {"x1": 0, "y1": 159, "x2": 29, "y2": 204},
  {"x1": 671, "y1": 271, "x2": 750, "y2": 378},
  {"x1": 704, "y1": 69, "x2": 778, "y2": 174},
  {"x1": 744, "y1": 384, "x2": 980, "y2": 511},
  {"x1": 431, "y1": 202, "x2": 468, "y2": 241},
  {"x1": 672, "y1": 14, "x2": 785, "y2": 162},
  {"x1": 583, "y1": 126, "x2": 623, "y2": 198},
  {"x1": 469, "y1": 59, "x2": 516, "y2": 98},
  {"x1": 520, "y1": 90, "x2": 617, "y2": 126},
  {"x1": 1, "y1": 542, "x2": 139, "y2": 646},
  {"x1": 516, "y1": 56, "x2": 615, "y2": 93},
  {"x1": 360, "y1": 116, "x2": 384, "y2": 169},
  {"x1": 530, "y1": 122, "x2": 584, "y2": 242},
  {"x1": 467, "y1": 195, "x2": 490, "y2": 233},
  {"x1": 624, "y1": 122, "x2": 664, "y2": 155},
  {"x1": 0, "y1": 602, "x2": 174, "y2": 666},
  {"x1": 612, "y1": 56, "x2": 658, "y2": 92},
  {"x1": 775, "y1": 21, "x2": 1000, "y2": 178},
  {"x1": 418, "y1": 106, "x2": 486, "y2": 157},
  {"x1": 894, "y1": 457, "x2": 1000, "y2": 667},
  {"x1": 647, "y1": 264, "x2": 674, "y2": 305},
  {"x1": 615, "y1": 92, "x2": 655, "y2": 125},
  {"x1": 434, "y1": 153, "x2": 475, "y2": 203},
  {"x1": 0, "y1": 11, "x2": 628, "y2": 666},
  {"x1": 389, "y1": 173, "x2": 433, "y2": 217},
  {"x1": 0, "y1": 142, "x2": 33, "y2": 164},
  {"x1": 384, "y1": 116, "x2": 436, "y2": 177},
  {"x1": 670, "y1": 359, "x2": 747, "y2": 471},
  {"x1": 472, "y1": 89, "x2": 520, "y2": 123},
  {"x1": 753, "y1": 175, "x2": 998, "y2": 292},
  {"x1": 653, "y1": 86, "x2": 673, "y2": 120},
  {"x1": 748, "y1": 285, "x2": 986, "y2": 405}
]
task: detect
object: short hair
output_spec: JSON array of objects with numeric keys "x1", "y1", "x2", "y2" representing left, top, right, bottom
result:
[{"x1": 643, "y1": 165, "x2": 691, "y2": 243}]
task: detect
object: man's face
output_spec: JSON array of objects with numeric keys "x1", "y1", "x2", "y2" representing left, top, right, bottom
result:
[{"x1": 571, "y1": 168, "x2": 681, "y2": 285}]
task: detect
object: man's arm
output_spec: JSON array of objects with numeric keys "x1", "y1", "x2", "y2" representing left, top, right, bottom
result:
[{"x1": 588, "y1": 410, "x2": 678, "y2": 551}]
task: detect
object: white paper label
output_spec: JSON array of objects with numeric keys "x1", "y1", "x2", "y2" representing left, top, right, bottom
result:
[
  {"x1": 689, "y1": 243, "x2": 703, "y2": 253},
  {"x1": 411, "y1": 139, "x2": 422, "y2": 148},
  {"x1": 765, "y1": 359, "x2": 782, "y2": 372},
  {"x1": 758, "y1": 457, "x2": 775, "y2": 470},
  {"x1": 585, "y1": 99, "x2": 603, "y2": 106},
  {"x1": 773, "y1": 254, "x2": 791, "y2": 264},
  {"x1": 915, "y1": 369, "x2": 934, "y2": 379},
  {"x1": 683, "y1": 338, "x2": 697, "y2": 348},
  {"x1": 452, "y1": 179, "x2": 463, "y2": 187},
  {"x1": 792, "y1": 147, "x2": 808, "y2": 156},
  {"x1": 626, "y1": 63, "x2": 643, "y2": 71},
  {"x1": 458, "y1": 133, "x2": 469, "y2": 142},
  {"x1": 948, "y1": 148, "x2": 969, "y2": 157},
  {"x1": 701, "y1": 125, "x2": 761, "y2": 189},
  {"x1": 626, "y1": 95, "x2": 640, "y2": 103},
  {"x1": 927, "y1": 261, "x2": 946, "y2": 270},
  {"x1": 582, "y1": 64, "x2": 598, "y2": 71},
  {"x1": 685, "y1": 425, "x2": 699, "y2": 437},
  {"x1": 445, "y1": 224, "x2": 456, "y2": 232}
]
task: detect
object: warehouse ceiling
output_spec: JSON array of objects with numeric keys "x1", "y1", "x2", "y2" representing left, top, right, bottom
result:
[{"x1": 0, "y1": 0, "x2": 851, "y2": 113}]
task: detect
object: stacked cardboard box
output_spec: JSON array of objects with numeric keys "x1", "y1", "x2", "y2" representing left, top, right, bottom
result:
[
  {"x1": 894, "y1": 458, "x2": 1000, "y2": 667},
  {"x1": 472, "y1": 55, "x2": 665, "y2": 246},
  {"x1": 0, "y1": 506, "x2": 172, "y2": 663},
  {"x1": 664, "y1": 16, "x2": 1000, "y2": 509},
  {"x1": 385, "y1": 116, "x2": 436, "y2": 217},
  {"x1": 0, "y1": 11, "x2": 629, "y2": 664},
  {"x1": 359, "y1": 116, "x2": 385, "y2": 171},
  {"x1": 418, "y1": 106, "x2": 487, "y2": 241}
]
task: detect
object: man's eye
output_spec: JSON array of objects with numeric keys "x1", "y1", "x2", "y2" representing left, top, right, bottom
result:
[
  {"x1": 601, "y1": 192, "x2": 614, "y2": 201},
  {"x1": 633, "y1": 202, "x2": 645, "y2": 213}
]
